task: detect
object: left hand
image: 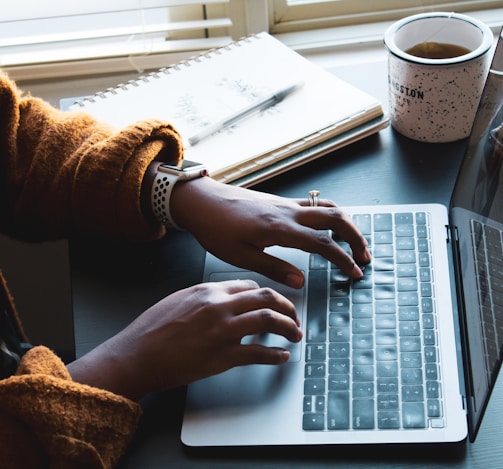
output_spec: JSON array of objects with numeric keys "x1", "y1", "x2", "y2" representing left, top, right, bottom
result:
[{"x1": 171, "y1": 176, "x2": 371, "y2": 289}]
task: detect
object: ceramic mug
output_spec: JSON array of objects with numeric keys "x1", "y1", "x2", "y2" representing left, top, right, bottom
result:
[{"x1": 384, "y1": 12, "x2": 494, "y2": 143}]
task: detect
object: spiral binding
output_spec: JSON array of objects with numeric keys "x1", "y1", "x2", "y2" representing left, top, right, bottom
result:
[{"x1": 73, "y1": 34, "x2": 259, "y2": 107}]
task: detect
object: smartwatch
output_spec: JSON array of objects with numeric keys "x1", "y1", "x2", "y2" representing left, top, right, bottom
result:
[{"x1": 151, "y1": 160, "x2": 208, "y2": 228}]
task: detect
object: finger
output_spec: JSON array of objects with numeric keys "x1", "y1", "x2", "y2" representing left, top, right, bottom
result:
[
  {"x1": 224, "y1": 245, "x2": 306, "y2": 289},
  {"x1": 294, "y1": 197, "x2": 338, "y2": 208},
  {"x1": 212, "y1": 278, "x2": 261, "y2": 294},
  {"x1": 255, "y1": 220, "x2": 365, "y2": 279},
  {"x1": 294, "y1": 206, "x2": 371, "y2": 266},
  {"x1": 225, "y1": 285, "x2": 300, "y2": 325},
  {"x1": 227, "y1": 344, "x2": 292, "y2": 367},
  {"x1": 231, "y1": 308, "x2": 303, "y2": 343}
]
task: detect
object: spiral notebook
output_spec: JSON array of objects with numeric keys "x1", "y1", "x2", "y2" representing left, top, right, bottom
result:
[{"x1": 68, "y1": 32, "x2": 387, "y2": 187}]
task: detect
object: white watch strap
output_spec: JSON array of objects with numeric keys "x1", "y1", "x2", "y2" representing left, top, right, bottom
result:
[{"x1": 151, "y1": 171, "x2": 181, "y2": 229}]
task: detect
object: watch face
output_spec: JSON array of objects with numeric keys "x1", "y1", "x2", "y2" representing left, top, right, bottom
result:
[{"x1": 161, "y1": 160, "x2": 204, "y2": 172}]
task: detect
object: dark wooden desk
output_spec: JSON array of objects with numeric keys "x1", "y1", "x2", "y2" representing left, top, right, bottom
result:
[{"x1": 69, "y1": 59, "x2": 503, "y2": 468}]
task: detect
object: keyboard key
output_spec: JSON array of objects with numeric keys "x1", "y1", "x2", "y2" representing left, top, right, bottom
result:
[
  {"x1": 329, "y1": 343, "x2": 350, "y2": 358},
  {"x1": 329, "y1": 297, "x2": 349, "y2": 312},
  {"x1": 305, "y1": 363, "x2": 326, "y2": 378},
  {"x1": 352, "y1": 318, "x2": 373, "y2": 334},
  {"x1": 396, "y1": 251, "x2": 416, "y2": 264},
  {"x1": 353, "y1": 365, "x2": 374, "y2": 382},
  {"x1": 375, "y1": 285, "x2": 396, "y2": 300},
  {"x1": 402, "y1": 385, "x2": 424, "y2": 402},
  {"x1": 352, "y1": 289, "x2": 373, "y2": 303},
  {"x1": 353, "y1": 383, "x2": 374, "y2": 398},
  {"x1": 353, "y1": 334, "x2": 374, "y2": 349},
  {"x1": 376, "y1": 330, "x2": 397, "y2": 345},
  {"x1": 376, "y1": 345, "x2": 397, "y2": 361},
  {"x1": 352, "y1": 303, "x2": 373, "y2": 318},
  {"x1": 402, "y1": 402, "x2": 426, "y2": 428},
  {"x1": 310, "y1": 253, "x2": 329, "y2": 270},
  {"x1": 398, "y1": 278, "x2": 418, "y2": 292},
  {"x1": 401, "y1": 368, "x2": 423, "y2": 385},
  {"x1": 378, "y1": 411, "x2": 400, "y2": 429},
  {"x1": 400, "y1": 336, "x2": 421, "y2": 352},
  {"x1": 416, "y1": 212, "x2": 427, "y2": 225},
  {"x1": 353, "y1": 399, "x2": 375, "y2": 429},
  {"x1": 328, "y1": 392, "x2": 350, "y2": 429},
  {"x1": 374, "y1": 213, "x2": 392, "y2": 231},
  {"x1": 306, "y1": 269, "x2": 328, "y2": 342},
  {"x1": 375, "y1": 300, "x2": 396, "y2": 314},
  {"x1": 395, "y1": 213, "x2": 413, "y2": 224},
  {"x1": 374, "y1": 244, "x2": 394, "y2": 258},
  {"x1": 396, "y1": 238, "x2": 415, "y2": 250},
  {"x1": 396, "y1": 224, "x2": 414, "y2": 237},
  {"x1": 378, "y1": 394, "x2": 399, "y2": 410},
  {"x1": 306, "y1": 343, "x2": 326, "y2": 361},
  {"x1": 375, "y1": 314, "x2": 396, "y2": 329},
  {"x1": 353, "y1": 214, "x2": 371, "y2": 235},
  {"x1": 426, "y1": 381, "x2": 441, "y2": 398},
  {"x1": 397, "y1": 264, "x2": 417, "y2": 277},
  {"x1": 399, "y1": 306, "x2": 419, "y2": 321},
  {"x1": 303, "y1": 413, "x2": 325, "y2": 430},
  {"x1": 401, "y1": 352, "x2": 422, "y2": 368},
  {"x1": 427, "y1": 399, "x2": 442, "y2": 417},
  {"x1": 375, "y1": 271, "x2": 394, "y2": 284},
  {"x1": 329, "y1": 311, "x2": 350, "y2": 327},
  {"x1": 329, "y1": 326, "x2": 350, "y2": 342},
  {"x1": 377, "y1": 361, "x2": 398, "y2": 377},
  {"x1": 328, "y1": 375, "x2": 350, "y2": 391},
  {"x1": 377, "y1": 377, "x2": 398, "y2": 393},
  {"x1": 329, "y1": 358, "x2": 350, "y2": 374},
  {"x1": 353, "y1": 349, "x2": 374, "y2": 365},
  {"x1": 304, "y1": 378, "x2": 326, "y2": 395}
]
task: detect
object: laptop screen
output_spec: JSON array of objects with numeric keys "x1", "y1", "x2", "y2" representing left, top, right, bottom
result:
[{"x1": 450, "y1": 28, "x2": 503, "y2": 441}]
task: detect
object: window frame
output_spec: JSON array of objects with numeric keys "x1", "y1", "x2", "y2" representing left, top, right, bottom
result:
[{"x1": 270, "y1": 0, "x2": 503, "y2": 33}]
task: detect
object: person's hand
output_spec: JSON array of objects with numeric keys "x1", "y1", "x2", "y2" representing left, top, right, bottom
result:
[
  {"x1": 68, "y1": 279, "x2": 302, "y2": 400},
  {"x1": 171, "y1": 175, "x2": 371, "y2": 289}
]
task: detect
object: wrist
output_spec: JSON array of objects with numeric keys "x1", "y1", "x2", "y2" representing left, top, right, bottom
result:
[
  {"x1": 150, "y1": 160, "x2": 208, "y2": 229},
  {"x1": 140, "y1": 161, "x2": 162, "y2": 223}
]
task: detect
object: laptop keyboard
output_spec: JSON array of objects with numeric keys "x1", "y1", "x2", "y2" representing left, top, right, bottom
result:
[
  {"x1": 303, "y1": 211, "x2": 444, "y2": 431},
  {"x1": 471, "y1": 220, "x2": 503, "y2": 378}
]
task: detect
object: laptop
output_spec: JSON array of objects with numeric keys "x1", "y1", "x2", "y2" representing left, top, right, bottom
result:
[{"x1": 181, "y1": 30, "x2": 503, "y2": 447}]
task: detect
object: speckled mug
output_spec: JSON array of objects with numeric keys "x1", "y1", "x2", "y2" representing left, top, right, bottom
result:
[{"x1": 384, "y1": 12, "x2": 494, "y2": 143}]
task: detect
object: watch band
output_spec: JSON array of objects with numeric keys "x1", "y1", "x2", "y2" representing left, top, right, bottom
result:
[{"x1": 151, "y1": 171, "x2": 181, "y2": 229}]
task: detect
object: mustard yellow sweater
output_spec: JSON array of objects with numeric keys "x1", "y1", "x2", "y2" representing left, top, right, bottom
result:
[{"x1": 0, "y1": 72, "x2": 184, "y2": 468}]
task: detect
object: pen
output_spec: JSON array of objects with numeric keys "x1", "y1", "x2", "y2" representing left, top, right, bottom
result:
[{"x1": 188, "y1": 82, "x2": 303, "y2": 145}]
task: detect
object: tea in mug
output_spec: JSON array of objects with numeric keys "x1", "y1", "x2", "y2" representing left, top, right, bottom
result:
[{"x1": 405, "y1": 41, "x2": 471, "y2": 59}]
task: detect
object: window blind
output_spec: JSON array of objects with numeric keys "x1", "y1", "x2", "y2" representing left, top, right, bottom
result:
[{"x1": 0, "y1": 1, "x2": 238, "y2": 75}]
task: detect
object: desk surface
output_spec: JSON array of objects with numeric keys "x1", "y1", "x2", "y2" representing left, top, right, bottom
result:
[{"x1": 64, "y1": 59, "x2": 503, "y2": 468}]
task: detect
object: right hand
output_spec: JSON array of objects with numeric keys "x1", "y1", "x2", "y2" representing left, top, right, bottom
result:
[{"x1": 68, "y1": 279, "x2": 302, "y2": 401}]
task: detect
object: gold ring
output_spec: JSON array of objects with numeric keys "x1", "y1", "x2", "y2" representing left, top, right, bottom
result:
[{"x1": 308, "y1": 190, "x2": 320, "y2": 207}]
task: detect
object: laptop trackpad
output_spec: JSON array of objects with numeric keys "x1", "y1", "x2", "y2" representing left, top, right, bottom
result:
[{"x1": 207, "y1": 271, "x2": 304, "y2": 362}]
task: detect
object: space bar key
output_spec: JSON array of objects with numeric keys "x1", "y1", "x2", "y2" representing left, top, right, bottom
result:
[{"x1": 306, "y1": 269, "x2": 328, "y2": 343}]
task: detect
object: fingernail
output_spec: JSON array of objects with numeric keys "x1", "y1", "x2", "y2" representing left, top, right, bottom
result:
[
  {"x1": 352, "y1": 263, "x2": 364, "y2": 279},
  {"x1": 285, "y1": 272, "x2": 305, "y2": 289},
  {"x1": 364, "y1": 247, "x2": 372, "y2": 262},
  {"x1": 280, "y1": 351, "x2": 291, "y2": 363}
]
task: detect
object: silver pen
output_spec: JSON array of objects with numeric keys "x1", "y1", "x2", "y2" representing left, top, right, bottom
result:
[{"x1": 188, "y1": 82, "x2": 303, "y2": 146}]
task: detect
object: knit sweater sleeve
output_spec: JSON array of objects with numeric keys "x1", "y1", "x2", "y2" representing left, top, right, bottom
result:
[
  {"x1": 0, "y1": 346, "x2": 142, "y2": 468},
  {"x1": 0, "y1": 72, "x2": 184, "y2": 243}
]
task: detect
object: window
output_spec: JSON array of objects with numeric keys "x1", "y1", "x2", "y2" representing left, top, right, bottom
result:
[{"x1": 2, "y1": 0, "x2": 502, "y2": 80}]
